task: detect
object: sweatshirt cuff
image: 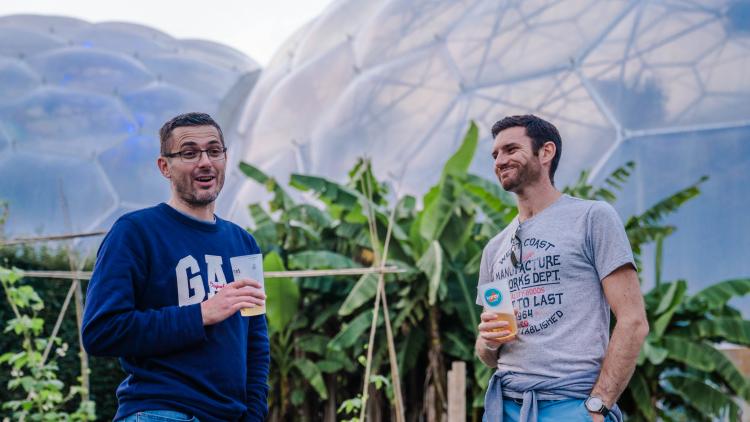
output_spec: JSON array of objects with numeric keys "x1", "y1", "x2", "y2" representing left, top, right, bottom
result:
[{"x1": 181, "y1": 303, "x2": 208, "y2": 343}]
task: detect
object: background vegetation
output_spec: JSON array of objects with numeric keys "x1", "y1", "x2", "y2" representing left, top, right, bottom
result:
[{"x1": 1, "y1": 123, "x2": 748, "y2": 421}]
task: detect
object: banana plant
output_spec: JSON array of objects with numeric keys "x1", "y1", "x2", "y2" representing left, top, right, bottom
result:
[
  {"x1": 564, "y1": 162, "x2": 750, "y2": 420},
  {"x1": 622, "y1": 277, "x2": 750, "y2": 421},
  {"x1": 239, "y1": 122, "x2": 739, "y2": 422},
  {"x1": 241, "y1": 162, "x2": 393, "y2": 421}
]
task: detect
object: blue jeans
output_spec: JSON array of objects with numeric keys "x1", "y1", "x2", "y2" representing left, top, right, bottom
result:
[
  {"x1": 501, "y1": 398, "x2": 613, "y2": 422},
  {"x1": 118, "y1": 410, "x2": 198, "y2": 422}
]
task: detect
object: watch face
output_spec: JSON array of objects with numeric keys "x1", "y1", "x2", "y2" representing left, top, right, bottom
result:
[{"x1": 586, "y1": 397, "x2": 603, "y2": 412}]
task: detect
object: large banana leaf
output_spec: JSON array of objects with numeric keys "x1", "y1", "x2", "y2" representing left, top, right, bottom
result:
[
  {"x1": 601, "y1": 161, "x2": 635, "y2": 193},
  {"x1": 464, "y1": 174, "x2": 515, "y2": 209},
  {"x1": 662, "y1": 336, "x2": 750, "y2": 400},
  {"x1": 439, "y1": 207, "x2": 475, "y2": 260},
  {"x1": 417, "y1": 241, "x2": 443, "y2": 305},
  {"x1": 315, "y1": 359, "x2": 344, "y2": 374},
  {"x1": 239, "y1": 162, "x2": 295, "y2": 211},
  {"x1": 624, "y1": 177, "x2": 706, "y2": 256},
  {"x1": 631, "y1": 176, "x2": 707, "y2": 228},
  {"x1": 338, "y1": 273, "x2": 379, "y2": 316},
  {"x1": 654, "y1": 280, "x2": 687, "y2": 315},
  {"x1": 296, "y1": 334, "x2": 330, "y2": 356},
  {"x1": 640, "y1": 337, "x2": 668, "y2": 365},
  {"x1": 248, "y1": 204, "x2": 279, "y2": 248},
  {"x1": 713, "y1": 349, "x2": 750, "y2": 400},
  {"x1": 287, "y1": 250, "x2": 360, "y2": 270},
  {"x1": 290, "y1": 174, "x2": 359, "y2": 208},
  {"x1": 285, "y1": 220, "x2": 322, "y2": 246},
  {"x1": 419, "y1": 121, "x2": 478, "y2": 242},
  {"x1": 444, "y1": 122, "x2": 478, "y2": 178},
  {"x1": 293, "y1": 358, "x2": 328, "y2": 399},
  {"x1": 395, "y1": 195, "x2": 417, "y2": 220},
  {"x1": 666, "y1": 375, "x2": 741, "y2": 421},
  {"x1": 624, "y1": 224, "x2": 674, "y2": 257},
  {"x1": 329, "y1": 309, "x2": 378, "y2": 351},
  {"x1": 686, "y1": 278, "x2": 750, "y2": 313},
  {"x1": 419, "y1": 176, "x2": 462, "y2": 243},
  {"x1": 264, "y1": 252, "x2": 299, "y2": 333},
  {"x1": 678, "y1": 318, "x2": 750, "y2": 346},
  {"x1": 651, "y1": 280, "x2": 687, "y2": 338},
  {"x1": 643, "y1": 282, "x2": 674, "y2": 311},
  {"x1": 238, "y1": 161, "x2": 269, "y2": 184},
  {"x1": 463, "y1": 174, "x2": 516, "y2": 230},
  {"x1": 324, "y1": 348, "x2": 356, "y2": 373},
  {"x1": 284, "y1": 204, "x2": 333, "y2": 230},
  {"x1": 562, "y1": 161, "x2": 635, "y2": 203},
  {"x1": 661, "y1": 336, "x2": 715, "y2": 371},
  {"x1": 627, "y1": 371, "x2": 656, "y2": 421}
]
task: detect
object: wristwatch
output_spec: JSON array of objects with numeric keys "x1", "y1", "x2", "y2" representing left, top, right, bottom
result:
[{"x1": 585, "y1": 396, "x2": 610, "y2": 416}]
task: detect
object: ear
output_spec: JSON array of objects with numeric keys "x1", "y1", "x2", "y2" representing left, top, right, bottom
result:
[
  {"x1": 157, "y1": 156, "x2": 171, "y2": 179},
  {"x1": 540, "y1": 141, "x2": 556, "y2": 166}
]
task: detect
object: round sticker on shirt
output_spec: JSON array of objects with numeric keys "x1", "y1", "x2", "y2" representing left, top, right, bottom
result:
[{"x1": 485, "y1": 288, "x2": 502, "y2": 307}]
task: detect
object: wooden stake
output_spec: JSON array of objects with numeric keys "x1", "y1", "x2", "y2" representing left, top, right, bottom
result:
[
  {"x1": 358, "y1": 163, "x2": 405, "y2": 422},
  {"x1": 21, "y1": 266, "x2": 403, "y2": 281},
  {"x1": 447, "y1": 361, "x2": 466, "y2": 422}
]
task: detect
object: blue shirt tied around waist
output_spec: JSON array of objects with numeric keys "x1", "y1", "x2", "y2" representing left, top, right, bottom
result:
[{"x1": 483, "y1": 369, "x2": 623, "y2": 422}]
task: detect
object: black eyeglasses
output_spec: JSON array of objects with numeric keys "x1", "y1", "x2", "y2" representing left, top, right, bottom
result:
[
  {"x1": 510, "y1": 224, "x2": 523, "y2": 268},
  {"x1": 163, "y1": 146, "x2": 227, "y2": 163}
]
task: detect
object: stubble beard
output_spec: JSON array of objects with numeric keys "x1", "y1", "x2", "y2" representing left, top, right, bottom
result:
[
  {"x1": 500, "y1": 161, "x2": 543, "y2": 194},
  {"x1": 174, "y1": 172, "x2": 225, "y2": 207}
]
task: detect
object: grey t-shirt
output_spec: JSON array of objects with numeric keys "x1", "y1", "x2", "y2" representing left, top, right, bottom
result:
[{"x1": 476, "y1": 194, "x2": 635, "y2": 381}]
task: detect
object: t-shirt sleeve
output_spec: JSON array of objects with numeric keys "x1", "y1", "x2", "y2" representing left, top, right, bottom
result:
[
  {"x1": 476, "y1": 243, "x2": 493, "y2": 305},
  {"x1": 585, "y1": 201, "x2": 636, "y2": 281}
]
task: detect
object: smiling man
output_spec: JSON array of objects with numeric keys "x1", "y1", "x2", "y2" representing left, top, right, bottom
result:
[
  {"x1": 82, "y1": 112, "x2": 269, "y2": 422},
  {"x1": 475, "y1": 115, "x2": 649, "y2": 422}
]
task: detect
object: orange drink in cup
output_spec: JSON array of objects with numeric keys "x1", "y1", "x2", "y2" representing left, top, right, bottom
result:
[{"x1": 479, "y1": 280, "x2": 517, "y2": 338}]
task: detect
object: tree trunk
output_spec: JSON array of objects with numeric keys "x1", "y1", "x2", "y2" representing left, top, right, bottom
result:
[
  {"x1": 280, "y1": 370, "x2": 289, "y2": 420},
  {"x1": 366, "y1": 383, "x2": 383, "y2": 422},
  {"x1": 426, "y1": 306, "x2": 447, "y2": 419},
  {"x1": 324, "y1": 374, "x2": 337, "y2": 422},
  {"x1": 406, "y1": 365, "x2": 421, "y2": 422}
]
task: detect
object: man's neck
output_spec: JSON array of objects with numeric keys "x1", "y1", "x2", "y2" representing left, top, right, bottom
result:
[
  {"x1": 167, "y1": 198, "x2": 215, "y2": 222},
  {"x1": 514, "y1": 181, "x2": 561, "y2": 223}
]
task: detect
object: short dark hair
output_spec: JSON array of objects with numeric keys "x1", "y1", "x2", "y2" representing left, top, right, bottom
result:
[
  {"x1": 159, "y1": 112, "x2": 224, "y2": 155},
  {"x1": 491, "y1": 114, "x2": 562, "y2": 185}
]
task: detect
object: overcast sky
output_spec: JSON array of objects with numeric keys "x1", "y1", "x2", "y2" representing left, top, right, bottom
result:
[{"x1": 0, "y1": 0, "x2": 333, "y2": 64}]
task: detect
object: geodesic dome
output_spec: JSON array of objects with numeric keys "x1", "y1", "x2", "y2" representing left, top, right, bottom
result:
[
  {"x1": 230, "y1": 0, "x2": 750, "y2": 292},
  {"x1": 0, "y1": 14, "x2": 260, "y2": 240}
]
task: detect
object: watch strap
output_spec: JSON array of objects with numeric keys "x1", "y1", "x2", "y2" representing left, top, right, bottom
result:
[{"x1": 586, "y1": 396, "x2": 610, "y2": 416}]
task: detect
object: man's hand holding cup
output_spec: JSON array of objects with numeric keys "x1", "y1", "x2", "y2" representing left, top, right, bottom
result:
[
  {"x1": 200, "y1": 279, "x2": 266, "y2": 326},
  {"x1": 478, "y1": 310, "x2": 517, "y2": 350}
]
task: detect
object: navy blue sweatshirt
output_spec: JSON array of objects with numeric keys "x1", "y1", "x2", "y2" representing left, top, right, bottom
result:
[{"x1": 81, "y1": 203, "x2": 270, "y2": 422}]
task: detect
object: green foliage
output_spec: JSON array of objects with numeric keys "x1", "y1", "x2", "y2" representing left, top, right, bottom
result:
[
  {"x1": 564, "y1": 166, "x2": 747, "y2": 421},
  {"x1": 0, "y1": 244, "x2": 118, "y2": 421},
  {"x1": 0, "y1": 266, "x2": 96, "y2": 421},
  {"x1": 623, "y1": 276, "x2": 750, "y2": 421},
  {"x1": 264, "y1": 252, "x2": 298, "y2": 333},
  {"x1": 238, "y1": 120, "x2": 743, "y2": 422},
  {"x1": 240, "y1": 122, "x2": 499, "y2": 420},
  {"x1": 0, "y1": 114, "x2": 737, "y2": 421}
]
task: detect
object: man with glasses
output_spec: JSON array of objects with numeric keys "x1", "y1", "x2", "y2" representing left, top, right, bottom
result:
[
  {"x1": 474, "y1": 115, "x2": 648, "y2": 422},
  {"x1": 82, "y1": 112, "x2": 269, "y2": 421}
]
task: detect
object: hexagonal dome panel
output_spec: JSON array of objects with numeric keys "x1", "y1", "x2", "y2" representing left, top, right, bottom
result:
[
  {"x1": 229, "y1": 0, "x2": 750, "y2": 296},
  {"x1": 0, "y1": 14, "x2": 260, "y2": 241}
]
